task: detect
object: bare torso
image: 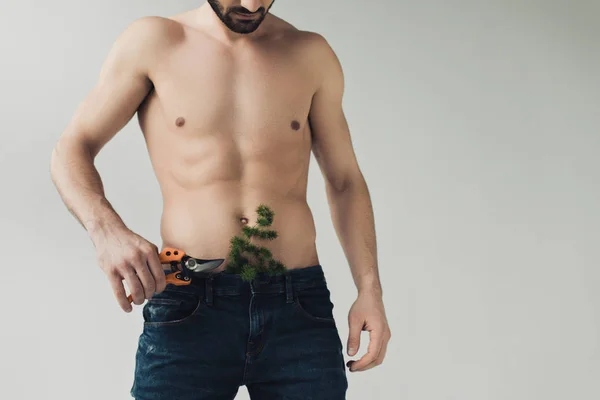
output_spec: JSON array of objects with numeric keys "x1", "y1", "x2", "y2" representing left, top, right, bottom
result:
[{"x1": 137, "y1": 11, "x2": 321, "y2": 272}]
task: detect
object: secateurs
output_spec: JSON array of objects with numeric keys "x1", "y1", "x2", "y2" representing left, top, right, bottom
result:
[{"x1": 127, "y1": 247, "x2": 224, "y2": 304}]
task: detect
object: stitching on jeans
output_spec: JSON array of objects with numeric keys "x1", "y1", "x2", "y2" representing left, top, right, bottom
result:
[
  {"x1": 293, "y1": 301, "x2": 336, "y2": 324},
  {"x1": 147, "y1": 298, "x2": 181, "y2": 305},
  {"x1": 143, "y1": 297, "x2": 206, "y2": 327},
  {"x1": 292, "y1": 291, "x2": 336, "y2": 324}
]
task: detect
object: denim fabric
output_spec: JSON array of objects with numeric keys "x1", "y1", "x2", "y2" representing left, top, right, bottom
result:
[{"x1": 130, "y1": 264, "x2": 348, "y2": 399}]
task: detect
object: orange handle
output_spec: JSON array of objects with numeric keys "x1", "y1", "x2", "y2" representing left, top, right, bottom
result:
[
  {"x1": 127, "y1": 247, "x2": 189, "y2": 304},
  {"x1": 127, "y1": 272, "x2": 192, "y2": 303},
  {"x1": 159, "y1": 247, "x2": 186, "y2": 264}
]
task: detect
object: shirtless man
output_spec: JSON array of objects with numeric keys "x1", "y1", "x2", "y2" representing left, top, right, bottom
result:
[{"x1": 50, "y1": 1, "x2": 390, "y2": 399}]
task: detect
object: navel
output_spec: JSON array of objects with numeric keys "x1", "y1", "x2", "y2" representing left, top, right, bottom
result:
[
  {"x1": 175, "y1": 117, "x2": 185, "y2": 127},
  {"x1": 291, "y1": 120, "x2": 300, "y2": 131}
]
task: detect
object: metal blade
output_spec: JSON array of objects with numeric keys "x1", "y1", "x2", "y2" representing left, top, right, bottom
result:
[{"x1": 184, "y1": 258, "x2": 225, "y2": 273}]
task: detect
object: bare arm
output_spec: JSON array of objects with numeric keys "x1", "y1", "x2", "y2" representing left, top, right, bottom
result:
[
  {"x1": 308, "y1": 35, "x2": 381, "y2": 296},
  {"x1": 308, "y1": 33, "x2": 391, "y2": 372},
  {"x1": 51, "y1": 17, "x2": 157, "y2": 235},
  {"x1": 50, "y1": 16, "x2": 179, "y2": 311}
]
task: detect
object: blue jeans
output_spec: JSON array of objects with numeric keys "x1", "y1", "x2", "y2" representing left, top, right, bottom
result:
[{"x1": 130, "y1": 264, "x2": 348, "y2": 399}]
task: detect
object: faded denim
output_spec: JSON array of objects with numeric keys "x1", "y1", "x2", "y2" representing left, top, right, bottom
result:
[{"x1": 130, "y1": 264, "x2": 348, "y2": 399}]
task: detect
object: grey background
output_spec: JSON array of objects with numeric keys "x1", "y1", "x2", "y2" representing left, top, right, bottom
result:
[{"x1": 1, "y1": 0, "x2": 599, "y2": 399}]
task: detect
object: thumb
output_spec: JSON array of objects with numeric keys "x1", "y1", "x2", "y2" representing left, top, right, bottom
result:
[{"x1": 347, "y1": 317, "x2": 363, "y2": 356}]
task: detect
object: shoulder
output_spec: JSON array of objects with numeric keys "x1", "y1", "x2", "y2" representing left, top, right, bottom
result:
[
  {"x1": 287, "y1": 30, "x2": 342, "y2": 73},
  {"x1": 118, "y1": 15, "x2": 185, "y2": 51},
  {"x1": 104, "y1": 16, "x2": 185, "y2": 78},
  {"x1": 266, "y1": 16, "x2": 334, "y2": 54},
  {"x1": 268, "y1": 27, "x2": 344, "y2": 94},
  {"x1": 294, "y1": 30, "x2": 337, "y2": 56},
  {"x1": 291, "y1": 30, "x2": 344, "y2": 89}
]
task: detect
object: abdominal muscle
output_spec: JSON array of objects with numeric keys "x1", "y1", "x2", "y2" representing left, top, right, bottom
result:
[
  {"x1": 140, "y1": 100, "x2": 320, "y2": 273},
  {"x1": 159, "y1": 184, "x2": 320, "y2": 273}
]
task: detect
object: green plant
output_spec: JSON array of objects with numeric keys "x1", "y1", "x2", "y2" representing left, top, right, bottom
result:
[{"x1": 225, "y1": 203, "x2": 287, "y2": 281}]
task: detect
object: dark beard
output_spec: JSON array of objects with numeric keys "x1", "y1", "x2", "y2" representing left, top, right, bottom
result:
[{"x1": 207, "y1": 0, "x2": 275, "y2": 34}]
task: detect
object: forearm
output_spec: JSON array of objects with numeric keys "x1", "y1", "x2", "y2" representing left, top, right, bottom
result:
[
  {"x1": 50, "y1": 137, "x2": 127, "y2": 243},
  {"x1": 326, "y1": 177, "x2": 381, "y2": 296}
]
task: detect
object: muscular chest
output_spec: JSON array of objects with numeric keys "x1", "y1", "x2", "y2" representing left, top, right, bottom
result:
[{"x1": 140, "y1": 39, "x2": 316, "y2": 146}]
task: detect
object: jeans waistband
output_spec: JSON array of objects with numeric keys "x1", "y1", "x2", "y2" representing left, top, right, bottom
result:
[{"x1": 179, "y1": 264, "x2": 327, "y2": 305}]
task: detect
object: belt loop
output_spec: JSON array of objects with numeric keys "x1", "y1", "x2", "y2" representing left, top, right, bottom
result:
[
  {"x1": 205, "y1": 276, "x2": 213, "y2": 306},
  {"x1": 285, "y1": 273, "x2": 293, "y2": 303}
]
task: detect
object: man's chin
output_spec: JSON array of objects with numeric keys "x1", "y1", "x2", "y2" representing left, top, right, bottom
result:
[{"x1": 226, "y1": 22, "x2": 261, "y2": 34}]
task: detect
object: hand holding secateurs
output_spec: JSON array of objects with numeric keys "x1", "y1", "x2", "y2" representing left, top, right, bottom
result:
[{"x1": 126, "y1": 247, "x2": 224, "y2": 304}]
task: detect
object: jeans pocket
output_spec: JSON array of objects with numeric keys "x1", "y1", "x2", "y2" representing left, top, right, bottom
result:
[
  {"x1": 293, "y1": 285, "x2": 336, "y2": 324},
  {"x1": 143, "y1": 286, "x2": 204, "y2": 327}
]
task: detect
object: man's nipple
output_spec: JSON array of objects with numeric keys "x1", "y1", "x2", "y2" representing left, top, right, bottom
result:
[{"x1": 175, "y1": 117, "x2": 185, "y2": 127}]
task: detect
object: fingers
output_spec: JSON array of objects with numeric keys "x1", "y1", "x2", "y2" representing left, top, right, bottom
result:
[
  {"x1": 97, "y1": 232, "x2": 165, "y2": 312},
  {"x1": 108, "y1": 271, "x2": 132, "y2": 313},
  {"x1": 134, "y1": 260, "x2": 155, "y2": 299},
  {"x1": 130, "y1": 243, "x2": 165, "y2": 301},
  {"x1": 375, "y1": 334, "x2": 389, "y2": 366},
  {"x1": 145, "y1": 244, "x2": 166, "y2": 294},
  {"x1": 348, "y1": 328, "x2": 383, "y2": 372},
  {"x1": 361, "y1": 332, "x2": 389, "y2": 372},
  {"x1": 348, "y1": 326, "x2": 392, "y2": 372},
  {"x1": 347, "y1": 315, "x2": 364, "y2": 356},
  {"x1": 123, "y1": 266, "x2": 145, "y2": 305}
]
